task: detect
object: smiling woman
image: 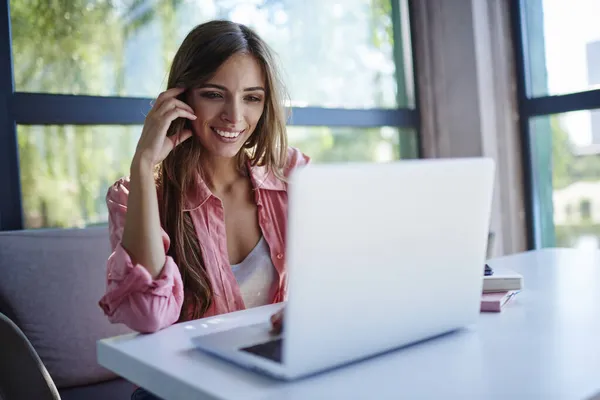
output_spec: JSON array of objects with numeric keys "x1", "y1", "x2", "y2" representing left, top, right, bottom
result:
[
  {"x1": 99, "y1": 19, "x2": 304, "y2": 327},
  {"x1": 97, "y1": 20, "x2": 308, "y2": 400}
]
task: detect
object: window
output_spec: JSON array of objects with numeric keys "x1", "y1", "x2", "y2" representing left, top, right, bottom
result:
[
  {"x1": 1, "y1": 0, "x2": 419, "y2": 230},
  {"x1": 513, "y1": 0, "x2": 600, "y2": 249},
  {"x1": 18, "y1": 125, "x2": 416, "y2": 229},
  {"x1": 289, "y1": 126, "x2": 417, "y2": 163},
  {"x1": 521, "y1": 0, "x2": 600, "y2": 97},
  {"x1": 10, "y1": 0, "x2": 414, "y2": 109},
  {"x1": 17, "y1": 125, "x2": 141, "y2": 229}
]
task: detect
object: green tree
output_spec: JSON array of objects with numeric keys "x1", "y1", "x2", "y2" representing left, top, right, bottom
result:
[
  {"x1": 288, "y1": 127, "x2": 401, "y2": 163},
  {"x1": 551, "y1": 114, "x2": 600, "y2": 188},
  {"x1": 11, "y1": 0, "x2": 133, "y2": 227},
  {"x1": 571, "y1": 154, "x2": 600, "y2": 183},
  {"x1": 550, "y1": 115, "x2": 574, "y2": 189}
]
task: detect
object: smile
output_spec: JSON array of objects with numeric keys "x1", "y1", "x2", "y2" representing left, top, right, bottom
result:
[{"x1": 211, "y1": 127, "x2": 244, "y2": 139}]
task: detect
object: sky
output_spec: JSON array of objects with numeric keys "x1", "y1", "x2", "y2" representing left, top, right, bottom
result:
[{"x1": 543, "y1": 0, "x2": 600, "y2": 146}]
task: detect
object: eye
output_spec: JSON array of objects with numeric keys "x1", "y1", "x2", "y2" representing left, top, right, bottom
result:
[
  {"x1": 200, "y1": 91, "x2": 223, "y2": 99},
  {"x1": 245, "y1": 95, "x2": 263, "y2": 103}
]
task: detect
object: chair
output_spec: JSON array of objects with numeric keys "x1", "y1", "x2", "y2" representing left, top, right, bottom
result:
[
  {"x1": 0, "y1": 311, "x2": 61, "y2": 400},
  {"x1": 0, "y1": 227, "x2": 134, "y2": 399}
]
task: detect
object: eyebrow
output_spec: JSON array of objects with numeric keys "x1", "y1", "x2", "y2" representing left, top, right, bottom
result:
[{"x1": 198, "y1": 83, "x2": 265, "y2": 92}]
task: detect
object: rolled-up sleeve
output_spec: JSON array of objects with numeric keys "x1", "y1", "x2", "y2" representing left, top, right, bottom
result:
[
  {"x1": 98, "y1": 178, "x2": 184, "y2": 333},
  {"x1": 285, "y1": 146, "x2": 311, "y2": 177}
]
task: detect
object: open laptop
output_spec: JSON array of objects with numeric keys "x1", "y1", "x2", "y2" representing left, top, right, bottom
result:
[{"x1": 191, "y1": 157, "x2": 495, "y2": 380}]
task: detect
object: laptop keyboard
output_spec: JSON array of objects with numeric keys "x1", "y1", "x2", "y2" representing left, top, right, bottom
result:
[{"x1": 240, "y1": 338, "x2": 283, "y2": 363}]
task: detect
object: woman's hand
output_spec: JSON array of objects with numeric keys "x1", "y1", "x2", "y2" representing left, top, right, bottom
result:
[
  {"x1": 133, "y1": 87, "x2": 196, "y2": 169},
  {"x1": 270, "y1": 308, "x2": 284, "y2": 335},
  {"x1": 120, "y1": 88, "x2": 196, "y2": 281}
]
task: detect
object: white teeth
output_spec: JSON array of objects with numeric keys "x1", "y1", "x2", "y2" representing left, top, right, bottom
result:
[{"x1": 214, "y1": 128, "x2": 241, "y2": 138}]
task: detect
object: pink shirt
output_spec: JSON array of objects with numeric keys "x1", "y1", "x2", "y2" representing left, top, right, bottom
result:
[{"x1": 98, "y1": 147, "x2": 309, "y2": 333}]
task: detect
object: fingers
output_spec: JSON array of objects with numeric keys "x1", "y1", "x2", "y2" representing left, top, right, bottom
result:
[
  {"x1": 168, "y1": 129, "x2": 193, "y2": 149},
  {"x1": 270, "y1": 312, "x2": 279, "y2": 324},
  {"x1": 270, "y1": 321, "x2": 282, "y2": 335},
  {"x1": 152, "y1": 87, "x2": 186, "y2": 110},
  {"x1": 137, "y1": 87, "x2": 194, "y2": 165},
  {"x1": 163, "y1": 107, "x2": 197, "y2": 124},
  {"x1": 157, "y1": 98, "x2": 195, "y2": 116},
  {"x1": 270, "y1": 309, "x2": 284, "y2": 335}
]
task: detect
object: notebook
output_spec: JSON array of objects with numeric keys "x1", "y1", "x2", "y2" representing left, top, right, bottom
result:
[
  {"x1": 483, "y1": 266, "x2": 523, "y2": 293},
  {"x1": 480, "y1": 291, "x2": 518, "y2": 312}
]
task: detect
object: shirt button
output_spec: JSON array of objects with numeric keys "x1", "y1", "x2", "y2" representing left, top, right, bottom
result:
[{"x1": 276, "y1": 254, "x2": 284, "y2": 260}]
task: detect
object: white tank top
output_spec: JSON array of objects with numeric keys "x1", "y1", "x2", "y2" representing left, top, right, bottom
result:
[{"x1": 231, "y1": 236, "x2": 278, "y2": 309}]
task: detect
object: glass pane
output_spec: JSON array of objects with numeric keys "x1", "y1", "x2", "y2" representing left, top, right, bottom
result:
[
  {"x1": 288, "y1": 126, "x2": 417, "y2": 163},
  {"x1": 18, "y1": 125, "x2": 416, "y2": 229},
  {"x1": 530, "y1": 111, "x2": 600, "y2": 249},
  {"x1": 10, "y1": 0, "x2": 413, "y2": 109},
  {"x1": 523, "y1": 0, "x2": 600, "y2": 97},
  {"x1": 18, "y1": 125, "x2": 141, "y2": 229}
]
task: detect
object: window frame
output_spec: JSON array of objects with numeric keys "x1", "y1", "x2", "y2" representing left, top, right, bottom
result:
[
  {"x1": 510, "y1": 0, "x2": 600, "y2": 249},
  {"x1": 0, "y1": 0, "x2": 421, "y2": 231}
]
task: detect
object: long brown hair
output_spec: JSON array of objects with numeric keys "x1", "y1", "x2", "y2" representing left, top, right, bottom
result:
[{"x1": 156, "y1": 20, "x2": 289, "y2": 321}]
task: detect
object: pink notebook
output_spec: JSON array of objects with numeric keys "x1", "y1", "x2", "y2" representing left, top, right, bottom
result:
[{"x1": 480, "y1": 291, "x2": 518, "y2": 312}]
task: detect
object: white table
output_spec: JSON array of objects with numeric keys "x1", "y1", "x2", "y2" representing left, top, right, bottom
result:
[{"x1": 97, "y1": 249, "x2": 600, "y2": 400}]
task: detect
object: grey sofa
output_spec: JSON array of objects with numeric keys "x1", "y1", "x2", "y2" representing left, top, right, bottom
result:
[{"x1": 0, "y1": 227, "x2": 135, "y2": 399}]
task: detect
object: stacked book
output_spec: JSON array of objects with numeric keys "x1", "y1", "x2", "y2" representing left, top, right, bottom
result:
[{"x1": 481, "y1": 265, "x2": 523, "y2": 312}]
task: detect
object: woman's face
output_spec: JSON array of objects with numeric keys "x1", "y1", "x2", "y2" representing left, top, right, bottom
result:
[{"x1": 187, "y1": 53, "x2": 266, "y2": 159}]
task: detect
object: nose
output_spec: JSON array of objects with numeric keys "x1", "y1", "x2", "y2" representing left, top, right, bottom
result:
[{"x1": 221, "y1": 98, "x2": 243, "y2": 124}]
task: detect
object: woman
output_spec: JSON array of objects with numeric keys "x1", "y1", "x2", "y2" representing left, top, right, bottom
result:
[{"x1": 99, "y1": 20, "x2": 304, "y2": 356}]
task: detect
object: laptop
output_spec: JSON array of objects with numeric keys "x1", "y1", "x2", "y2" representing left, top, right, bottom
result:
[{"x1": 191, "y1": 157, "x2": 495, "y2": 380}]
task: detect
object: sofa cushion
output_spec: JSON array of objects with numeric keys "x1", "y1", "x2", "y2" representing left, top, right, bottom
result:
[{"x1": 0, "y1": 227, "x2": 132, "y2": 388}]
